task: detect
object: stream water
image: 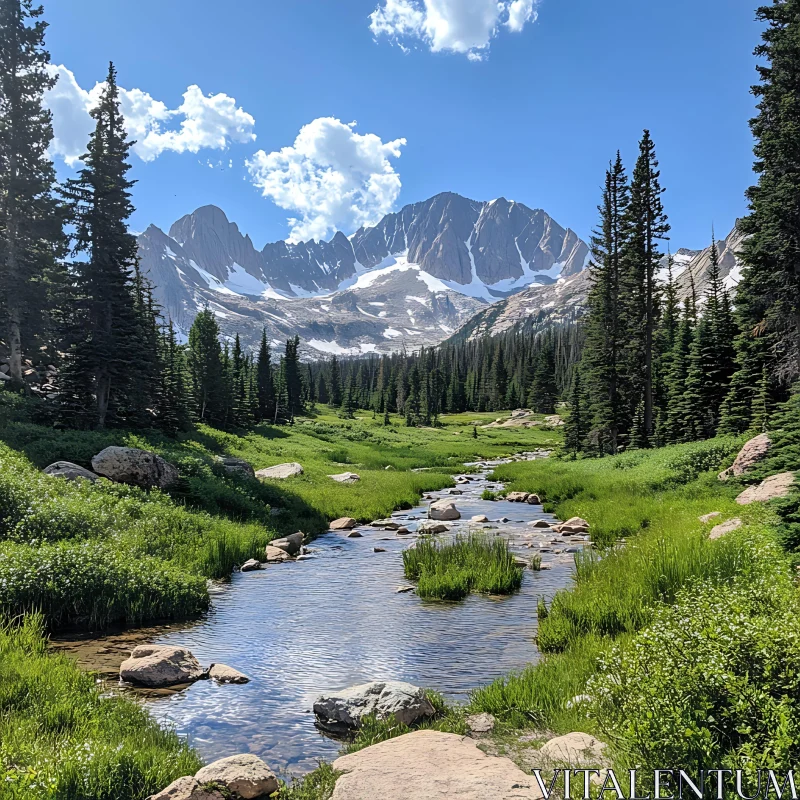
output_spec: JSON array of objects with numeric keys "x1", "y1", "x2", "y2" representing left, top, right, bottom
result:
[{"x1": 53, "y1": 452, "x2": 589, "y2": 777}]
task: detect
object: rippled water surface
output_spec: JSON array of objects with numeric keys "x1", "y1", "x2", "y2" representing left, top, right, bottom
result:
[{"x1": 55, "y1": 457, "x2": 586, "y2": 776}]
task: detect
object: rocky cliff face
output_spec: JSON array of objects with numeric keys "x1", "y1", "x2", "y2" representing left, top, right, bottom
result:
[{"x1": 137, "y1": 192, "x2": 589, "y2": 358}]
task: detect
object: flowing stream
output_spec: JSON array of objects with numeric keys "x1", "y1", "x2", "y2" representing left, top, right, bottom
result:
[{"x1": 53, "y1": 452, "x2": 589, "y2": 776}]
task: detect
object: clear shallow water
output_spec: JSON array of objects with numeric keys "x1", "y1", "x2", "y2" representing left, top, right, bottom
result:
[{"x1": 55, "y1": 456, "x2": 586, "y2": 777}]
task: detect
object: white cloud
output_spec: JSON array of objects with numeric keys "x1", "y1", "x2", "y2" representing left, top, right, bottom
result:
[
  {"x1": 246, "y1": 117, "x2": 406, "y2": 244},
  {"x1": 369, "y1": 0, "x2": 538, "y2": 59},
  {"x1": 44, "y1": 65, "x2": 256, "y2": 166}
]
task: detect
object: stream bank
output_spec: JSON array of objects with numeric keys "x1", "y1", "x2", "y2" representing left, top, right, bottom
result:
[{"x1": 53, "y1": 450, "x2": 590, "y2": 775}]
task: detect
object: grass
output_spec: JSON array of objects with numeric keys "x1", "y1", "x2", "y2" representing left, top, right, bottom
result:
[
  {"x1": 403, "y1": 534, "x2": 524, "y2": 600},
  {"x1": 463, "y1": 436, "x2": 795, "y2": 752},
  {"x1": 0, "y1": 393, "x2": 559, "y2": 630},
  {"x1": 0, "y1": 615, "x2": 202, "y2": 800}
]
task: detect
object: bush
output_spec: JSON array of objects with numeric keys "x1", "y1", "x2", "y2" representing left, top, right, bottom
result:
[
  {"x1": 590, "y1": 537, "x2": 800, "y2": 781},
  {"x1": 0, "y1": 615, "x2": 202, "y2": 799},
  {"x1": 403, "y1": 534, "x2": 523, "y2": 600},
  {"x1": 0, "y1": 541, "x2": 208, "y2": 629}
]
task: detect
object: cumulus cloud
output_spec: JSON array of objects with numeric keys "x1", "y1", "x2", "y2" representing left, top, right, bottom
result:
[
  {"x1": 246, "y1": 118, "x2": 406, "y2": 244},
  {"x1": 369, "y1": 0, "x2": 538, "y2": 60},
  {"x1": 45, "y1": 65, "x2": 256, "y2": 166}
]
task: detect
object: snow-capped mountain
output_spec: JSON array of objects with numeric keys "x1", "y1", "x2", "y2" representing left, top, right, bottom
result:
[
  {"x1": 448, "y1": 225, "x2": 745, "y2": 342},
  {"x1": 137, "y1": 192, "x2": 589, "y2": 358}
]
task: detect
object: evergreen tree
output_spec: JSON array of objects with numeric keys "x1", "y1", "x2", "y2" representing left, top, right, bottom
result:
[
  {"x1": 529, "y1": 338, "x2": 558, "y2": 414},
  {"x1": 186, "y1": 308, "x2": 224, "y2": 424},
  {"x1": 59, "y1": 63, "x2": 142, "y2": 428},
  {"x1": 580, "y1": 154, "x2": 630, "y2": 454},
  {"x1": 256, "y1": 328, "x2": 275, "y2": 422},
  {"x1": 0, "y1": 0, "x2": 64, "y2": 385},
  {"x1": 156, "y1": 319, "x2": 190, "y2": 434},
  {"x1": 563, "y1": 368, "x2": 587, "y2": 457},
  {"x1": 283, "y1": 335, "x2": 303, "y2": 419},
  {"x1": 327, "y1": 355, "x2": 342, "y2": 407},
  {"x1": 731, "y1": 0, "x2": 800, "y2": 395},
  {"x1": 663, "y1": 298, "x2": 696, "y2": 444},
  {"x1": 620, "y1": 130, "x2": 670, "y2": 446}
]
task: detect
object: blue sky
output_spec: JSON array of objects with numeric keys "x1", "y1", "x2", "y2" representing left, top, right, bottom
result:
[{"x1": 45, "y1": 0, "x2": 760, "y2": 251}]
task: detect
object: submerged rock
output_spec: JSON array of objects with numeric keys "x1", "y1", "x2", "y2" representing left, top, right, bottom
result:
[
  {"x1": 120, "y1": 645, "x2": 206, "y2": 688},
  {"x1": 43, "y1": 461, "x2": 100, "y2": 482},
  {"x1": 314, "y1": 681, "x2": 435, "y2": 730},
  {"x1": 256, "y1": 462, "x2": 303, "y2": 480},
  {"x1": 330, "y1": 730, "x2": 543, "y2": 800},
  {"x1": 528, "y1": 519, "x2": 552, "y2": 529},
  {"x1": 92, "y1": 446, "x2": 179, "y2": 489},
  {"x1": 194, "y1": 754, "x2": 278, "y2": 799},
  {"x1": 208, "y1": 663, "x2": 250, "y2": 684}
]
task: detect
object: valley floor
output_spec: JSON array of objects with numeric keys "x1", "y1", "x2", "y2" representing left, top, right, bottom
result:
[{"x1": 1, "y1": 393, "x2": 797, "y2": 798}]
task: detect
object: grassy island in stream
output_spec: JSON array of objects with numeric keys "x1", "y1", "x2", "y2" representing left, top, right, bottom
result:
[{"x1": 403, "y1": 534, "x2": 524, "y2": 600}]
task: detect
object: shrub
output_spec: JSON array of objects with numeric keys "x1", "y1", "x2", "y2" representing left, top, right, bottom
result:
[
  {"x1": 590, "y1": 540, "x2": 800, "y2": 781},
  {"x1": 0, "y1": 541, "x2": 208, "y2": 629}
]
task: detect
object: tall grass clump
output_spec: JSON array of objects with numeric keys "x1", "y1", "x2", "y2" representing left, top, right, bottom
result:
[
  {"x1": 536, "y1": 523, "x2": 756, "y2": 652},
  {"x1": 403, "y1": 534, "x2": 523, "y2": 600},
  {"x1": 0, "y1": 615, "x2": 202, "y2": 799}
]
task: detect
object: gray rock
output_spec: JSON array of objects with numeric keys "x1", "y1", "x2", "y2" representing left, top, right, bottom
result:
[
  {"x1": 256, "y1": 462, "x2": 303, "y2": 480},
  {"x1": 347, "y1": 530, "x2": 363, "y2": 538},
  {"x1": 269, "y1": 531, "x2": 304, "y2": 555},
  {"x1": 218, "y1": 456, "x2": 255, "y2": 479},
  {"x1": 330, "y1": 517, "x2": 358, "y2": 530},
  {"x1": 120, "y1": 645, "x2": 206, "y2": 688},
  {"x1": 329, "y1": 472, "x2": 361, "y2": 483},
  {"x1": 528, "y1": 519, "x2": 552, "y2": 528},
  {"x1": 91, "y1": 447, "x2": 179, "y2": 489},
  {"x1": 194, "y1": 754, "x2": 278, "y2": 799},
  {"x1": 699, "y1": 512, "x2": 722, "y2": 524},
  {"x1": 146, "y1": 776, "x2": 224, "y2": 800},
  {"x1": 418, "y1": 521, "x2": 448, "y2": 535},
  {"x1": 314, "y1": 681, "x2": 435, "y2": 730},
  {"x1": 264, "y1": 545, "x2": 291, "y2": 563},
  {"x1": 709, "y1": 518, "x2": 743, "y2": 540},
  {"x1": 208, "y1": 663, "x2": 249, "y2": 684},
  {"x1": 240, "y1": 559, "x2": 261, "y2": 572},
  {"x1": 466, "y1": 712, "x2": 496, "y2": 734},
  {"x1": 429, "y1": 499, "x2": 461, "y2": 521},
  {"x1": 43, "y1": 461, "x2": 99, "y2": 482}
]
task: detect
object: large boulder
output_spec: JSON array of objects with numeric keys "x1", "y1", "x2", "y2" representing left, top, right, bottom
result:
[
  {"x1": 269, "y1": 531, "x2": 303, "y2": 556},
  {"x1": 330, "y1": 517, "x2": 358, "y2": 531},
  {"x1": 256, "y1": 462, "x2": 303, "y2": 480},
  {"x1": 313, "y1": 681, "x2": 435, "y2": 731},
  {"x1": 91, "y1": 447, "x2": 179, "y2": 489},
  {"x1": 329, "y1": 472, "x2": 361, "y2": 483},
  {"x1": 736, "y1": 472, "x2": 796, "y2": 505},
  {"x1": 194, "y1": 754, "x2": 278, "y2": 799},
  {"x1": 429, "y1": 499, "x2": 461, "y2": 521},
  {"x1": 43, "y1": 461, "x2": 100, "y2": 482},
  {"x1": 146, "y1": 777, "x2": 225, "y2": 800},
  {"x1": 418, "y1": 521, "x2": 448, "y2": 534},
  {"x1": 264, "y1": 545, "x2": 291, "y2": 563},
  {"x1": 330, "y1": 730, "x2": 543, "y2": 800},
  {"x1": 120, "y1": 645, "x2": 206, "y2": 688},
  {"x1": 720, "y1": 434, "x2": 772, "y2": 480},
  {"x1": 218, "y1": 457, "x2": 256, "y2": 479}
]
